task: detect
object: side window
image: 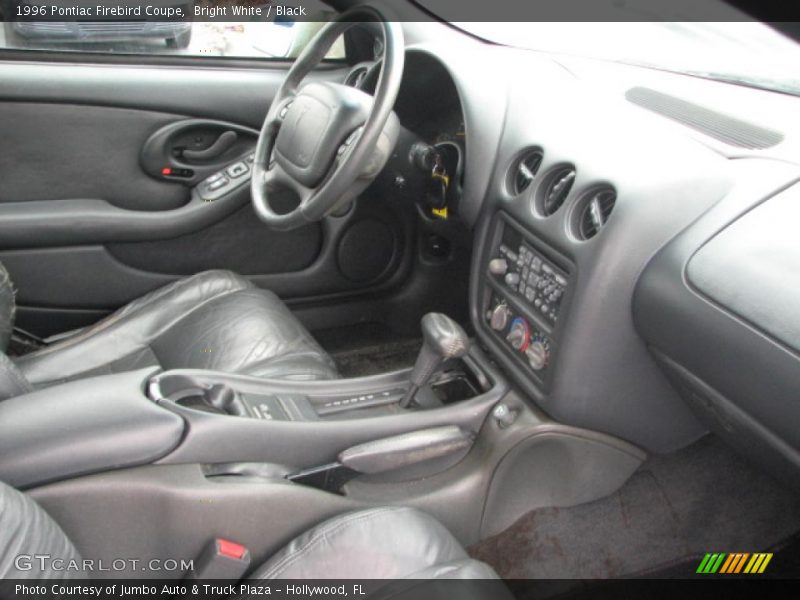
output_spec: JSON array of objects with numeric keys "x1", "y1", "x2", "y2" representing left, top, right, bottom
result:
[{"x1": 0, "y1": 1, "x2": 346, "y2": 60}]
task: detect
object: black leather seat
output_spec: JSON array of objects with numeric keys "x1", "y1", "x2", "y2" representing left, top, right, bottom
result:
[
  {"x1": 0, "y1": 481, "x2": 499, "y2": 581},
  {"x1": 0, "y1": 266, "x2": 338, "y2": 399}
]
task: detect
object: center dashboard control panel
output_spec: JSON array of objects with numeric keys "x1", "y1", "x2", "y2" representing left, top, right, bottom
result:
[
  {"x1": 197, "y1": 152, "x2": 255, "y2": 202},
  {"x1": 491, "y1": 242, "x2": 568, "y2": 323},
  {"x1": 481, "y1": 215, "x2": 571, "y2": 386}
]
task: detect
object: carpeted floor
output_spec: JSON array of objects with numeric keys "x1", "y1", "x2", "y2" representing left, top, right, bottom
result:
[
  {"x1": 328, "y1": 338, "x2": 422, "y2": 377},
  {"x1": 313, "y1": 322, "x2": 421, "y2": 377},
  {"x1": 470, "y1": 435, "x2": 800, "y2": 582}
]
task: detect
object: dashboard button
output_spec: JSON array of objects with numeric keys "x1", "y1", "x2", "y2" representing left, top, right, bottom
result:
[
  {"x1": 207, "y1": 178, "x2": 229, "y2": 191},
  {"x1": 227, "y1": 162, "x2": 249, "y2": 179},
  {"x1": 489, "y1": 258, "x2": 508, "y2": 275}
]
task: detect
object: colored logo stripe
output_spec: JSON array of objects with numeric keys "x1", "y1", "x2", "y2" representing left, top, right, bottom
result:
[
  {"x1": 697, "y1": 552, "x2": 773, "y2": 574},
  {"x1": 697, "y1": 553, "x2": 726, "y2": 574},
  {"x1": 744, "y1": 553, "x2": 773, "y2": 574},
  {"x1": 719, "y1": 553, "x2": 749, "y2": 573}
]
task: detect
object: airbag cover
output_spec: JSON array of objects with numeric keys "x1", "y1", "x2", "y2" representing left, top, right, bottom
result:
[{"x1": 687, "y1": 184, "x2": 800, "y2": 353}]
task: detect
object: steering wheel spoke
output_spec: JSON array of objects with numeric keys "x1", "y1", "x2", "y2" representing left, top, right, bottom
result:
[
  {"x1": 250, "y1": 7, "x2": 404, "y2": 231},
  {"x1": 264, "y1": 160, "x2": 314, "y2": 204},
  {"x1": 266, "y1": 94, "x2": 297, "y2": 131}
]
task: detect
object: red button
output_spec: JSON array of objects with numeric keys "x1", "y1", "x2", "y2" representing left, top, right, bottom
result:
[
  {"x1": 162, "y1": 167, "x2": 173, "y2": 176},
  {"x1": 217, "y1": 539, "x2": 246, "y2": 560}
]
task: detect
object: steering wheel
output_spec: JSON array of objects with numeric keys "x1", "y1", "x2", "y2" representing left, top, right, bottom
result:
[{"x1": 251, "y1": 7, "x2": 404, "y2": 231}]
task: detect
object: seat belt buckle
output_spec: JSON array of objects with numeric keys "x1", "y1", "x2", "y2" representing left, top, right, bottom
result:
[{"x1": 185, "y1": 538, "x2": 251, "y2": 581}]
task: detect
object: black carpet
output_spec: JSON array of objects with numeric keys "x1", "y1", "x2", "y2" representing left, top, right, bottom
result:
[
  {"x1": 329, "y1": 339, "x2": 422, "y2": 377},
  {"x1": 313, "y1": 322, "x2": 421, "y2": 377},
  {"x1": 470, "y1": 435, "x2": 800, "y2": 582}
]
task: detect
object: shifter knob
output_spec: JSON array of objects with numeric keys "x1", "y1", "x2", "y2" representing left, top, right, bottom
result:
[{"x1": 401, "y1": 313, "x2": 470, "y2": 408}]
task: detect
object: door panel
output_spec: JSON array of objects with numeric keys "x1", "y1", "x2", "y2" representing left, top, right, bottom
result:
[
  {"x1": 0, "y1": 59, "x2": 413, "y2": 336},
  {"x1": 1, "y1": 193, "x2": 408, "y2": 337},
  {"x1": 0, "y1": 61, "x2": 345, "y2": 128},
  {"x1": 139, "y1": 118, "x2": 260, "y2": 188},
  {"x1": 0, "y1": 102, "x2": 189, "y2": 210},
  {"x1": 106, "y1": 204, "x2": 322, "y2": 277}
]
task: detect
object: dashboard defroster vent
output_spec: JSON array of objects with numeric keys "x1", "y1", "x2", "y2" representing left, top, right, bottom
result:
[
  {"x1": 507, "y1": 149, "x2": 543, "y2": 196},
  {"x1": 625, "y1": 87, "x2": 784, "y2": 150},
  {"x1": 536, "y1": 166, "x2": 575, "y2": 216},
  {"x1": 576, "y1": 186, "x2": 616, "y2": 240}
]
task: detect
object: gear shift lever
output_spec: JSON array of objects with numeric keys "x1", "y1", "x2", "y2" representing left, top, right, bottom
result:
[{"x1": 400, "y1": 313, "x2": 470, "y2": 408}]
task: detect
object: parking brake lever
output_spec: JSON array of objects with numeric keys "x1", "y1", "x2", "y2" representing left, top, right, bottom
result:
[{"x1": 287, "y1": 426, "x2": 474, "y2": 493}]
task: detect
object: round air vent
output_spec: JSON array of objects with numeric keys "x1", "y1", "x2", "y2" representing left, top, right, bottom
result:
[
  {"x1": 574, "y1": 186, "x2": 617, "y2": 240},
  {"x1": 507, "y1": 149, "x2": 543, "y2": 196},
  {"x1": 535, "y1": 165, "x2": 576, "y2": 216}
]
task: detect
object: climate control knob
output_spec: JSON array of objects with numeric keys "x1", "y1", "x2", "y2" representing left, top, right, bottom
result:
[
  {"x1": 489, "y1": 303, "x2": 511, "y2": 331},
  {"x1": 525, "y1": 339, "x2": 549, "y2": 371},
  {"x1": 506, "y1": 317, "x2": 530, "y2": 351}
]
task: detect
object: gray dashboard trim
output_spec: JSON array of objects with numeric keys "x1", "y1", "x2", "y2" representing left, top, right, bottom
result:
[
  {"x1": 687, "y1": 183, "x2": 800, "y2": 354},
  {"x1": 634, "y1": 167, "x2": 800, "y2": 481}
]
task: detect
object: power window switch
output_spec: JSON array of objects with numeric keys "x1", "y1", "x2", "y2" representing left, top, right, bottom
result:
[
  {"x1": 207, "y1": 177, "x2": 229, "y2": 192},
  {"x1": 227, "y1": 162, "x2": 249, "y2": 179}
]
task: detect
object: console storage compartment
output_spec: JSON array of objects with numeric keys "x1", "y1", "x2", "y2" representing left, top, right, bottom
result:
[{"x1": 0, "y1": 368, "x2": 184, "y2": 489}]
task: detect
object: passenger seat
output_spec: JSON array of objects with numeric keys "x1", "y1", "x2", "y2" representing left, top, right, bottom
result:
[{"x1": 0, "y1": 481, "x2": 501, "y2": 582}]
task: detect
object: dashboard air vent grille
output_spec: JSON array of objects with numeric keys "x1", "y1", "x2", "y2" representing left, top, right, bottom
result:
[
  {"x1": 577, "y1": 187, "x2": 616, "y2": 240},
  {"x1": 508, "y1": 149, "x2": 543, "y2": 196},
  {"x1": 625, "y1": 87, "x2": 784, "y2": 150},
  {"x1": 538, "y1": 166, "x2": 575, "y2": 216}
]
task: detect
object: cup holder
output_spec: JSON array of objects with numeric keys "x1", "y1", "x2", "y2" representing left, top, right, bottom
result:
[
  {"x1": 171, "y1": 384, "x2": 249, "y2": 417},
  {"x1": 430, "y1": 366, "x2": 484, "y2": 405}
]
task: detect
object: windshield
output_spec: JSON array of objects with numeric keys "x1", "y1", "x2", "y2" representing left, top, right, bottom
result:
[{"x1": 446, "y1": 22, "x2": 800, "y2": 96}]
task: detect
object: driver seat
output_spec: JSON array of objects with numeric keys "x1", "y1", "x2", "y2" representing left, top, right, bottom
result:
[{"x1": 0, "y1": 265, "x2": 338, "y2": 399}]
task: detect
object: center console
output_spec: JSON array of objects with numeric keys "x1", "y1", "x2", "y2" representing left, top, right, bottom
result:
[
  {"x1": 476, "y1": 212, "x2": 574, "y2": 392},
  {"x1": 7, "y1": 308, "x2": 648, "y2": 569},
  {"x1": 149, "y1": 355, "x2": 488, "y2": 425},
  {"x1": 0, "y1": 332, "x2": 508, "y2": 491},
  {"x1": 146, "y1": 341, "x2": 505, "y2": 474}
]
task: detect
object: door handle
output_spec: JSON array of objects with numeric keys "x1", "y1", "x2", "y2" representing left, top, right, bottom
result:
[
  {"x1": 140, "y1": 119, "x2": 259, "y2": 185},
  {"x1": 183, "y1": 130, "x2": 239, "y2": 162}
]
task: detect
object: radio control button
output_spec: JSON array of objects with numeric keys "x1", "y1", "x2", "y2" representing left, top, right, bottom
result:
[{"x1": 489, "y1": 258, "x2": 508, "y2": 276}]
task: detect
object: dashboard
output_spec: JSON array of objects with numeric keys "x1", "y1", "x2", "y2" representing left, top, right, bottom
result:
[{"x1": 351, "y1": 23, "x2": 800, "y2": 479}]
